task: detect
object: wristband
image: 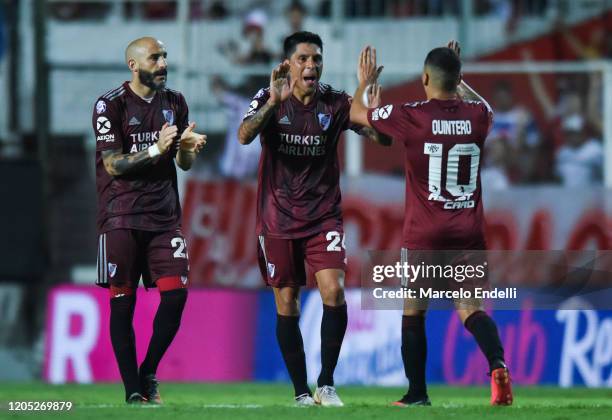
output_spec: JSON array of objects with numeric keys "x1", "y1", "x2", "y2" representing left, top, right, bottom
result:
[{"x1": 148, "y1": 144, "x2": 161, "y2": 158}]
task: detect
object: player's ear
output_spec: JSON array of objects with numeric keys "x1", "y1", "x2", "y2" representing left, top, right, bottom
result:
[
  {"x1": 128, "y1": 58, "x2": 138, "y2": 72},
  {"x1": 422, "y1": 72, "x2": 429, "y2": 87},
  {"x1": 457, "y1": 73, "x2": 463, "y2": 85}
]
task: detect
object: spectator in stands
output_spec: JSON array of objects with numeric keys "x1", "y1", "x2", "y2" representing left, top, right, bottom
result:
[
  {"x1": 218, "y1": 9, "x2": 274, "y2": 65},
  {"x1": 208, "y1": 1, "x2": 228, "y2": 20},
  {"x1": 277, "y1": 1, "x2": 308, "y2": 59},
  {"x1": 210, "y1": 76, "x2": 261, "y2": 179},
  {"x1": 488, "y1": 80, "x2": 541, "y2": 183},
  {"x1": 554, "y1": 114, "x2": 603, "y2": 187},
  {"x1": 481, "y1": 135, "x2": 511, "y2": 190},
  {"x1": 523, "y1": 48, "x2": 603, "y2": 175},
  {"x1": 49, "y1": 1, "x2": 110, "y2": 21},
  {"x1": 286, "y1": 0, "x2": 307, "y2": 34}
]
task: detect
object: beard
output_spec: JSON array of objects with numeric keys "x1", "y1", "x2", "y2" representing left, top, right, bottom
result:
[{"x1": 139, "y1": 69, "x2": 167, "y2": 91}]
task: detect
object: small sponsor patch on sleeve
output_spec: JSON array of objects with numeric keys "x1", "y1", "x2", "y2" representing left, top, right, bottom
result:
[{"x1": 95, "y1": 100, "x2": 106, "y2": 114}]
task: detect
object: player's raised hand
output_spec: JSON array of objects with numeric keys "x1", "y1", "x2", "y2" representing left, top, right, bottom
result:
[
  {"x1": 269, "y1": 62, "x2": 295, "y2": 105},
  {"x1": 358, "y1": 45, "x2": 383, "y2": 88},
  {"x1": 447, "y1": 40, "x2": 461, "y2": 58},
  {"x1": 158, "y1": 122, "x2": 178, "y2": 154},
  {"x1": 366, "y1": 83, "x2": 382, "y2": 109},
  {"x1": 179, "y1": 122, "x2": 207, "y2": 153}
]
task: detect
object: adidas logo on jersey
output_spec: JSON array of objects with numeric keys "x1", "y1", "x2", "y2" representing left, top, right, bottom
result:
[
  {"x1": 128, "y1": 116, "x2": 141, "y2": 126},
  {"x1": 278, "y1": 115, "x2": 291, "y2": 125}
]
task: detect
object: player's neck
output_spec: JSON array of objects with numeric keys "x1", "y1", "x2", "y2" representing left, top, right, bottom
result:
[
  {"x1": 292, "y1": 89, "x2": 315, "y2": 106},
  {"x1": 427, "y1": 89, "x2": 459, "y2": 101},
  {"x1": 129, "y1": 80, "x2": 156, "y2": 101}
]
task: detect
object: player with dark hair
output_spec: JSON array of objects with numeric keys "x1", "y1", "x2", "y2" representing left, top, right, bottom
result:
[
  {"x1": 350, "y1": 42, "x2": 513, "y2": 406},
  {"x1": 238, "y1": 31, "x2": 389, "y2": 406},
  {"x1": 92, "y1": 37, "x2": 206, "y2": 404}
]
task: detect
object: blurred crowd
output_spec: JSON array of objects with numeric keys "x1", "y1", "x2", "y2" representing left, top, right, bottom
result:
[
  {"x1": 48, "y1": 0, "x2": 610, "y2": 187},
  {"x1": 482, "y1": 72, "x2": 604, "y2": 189},
  {"x1": 482, "y1": 22, "x2": 610, "y2": 189},
  {"x1": 49, "y1": 0, "x2": 557, "y2": 21}
]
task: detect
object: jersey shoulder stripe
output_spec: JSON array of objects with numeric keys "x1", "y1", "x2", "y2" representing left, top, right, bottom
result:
[
  {"x1": 404, "y1": 99, "x2": 430, "y2": 108},
  {"x1": 462, "y1": 99, "x2": 485, "y2": 106},
  {"x1": 106, "y1": 88, "x2": 126, "y2": 102},
  {"x1": 165, "y1": 87, "x2": 183, "y2": 97},
  {"x1": 102, "y1": 85, "x2": 124, "y2": 99},
  {"x1": 318, "y1": 83, "x2": 345, "y2": 99}
]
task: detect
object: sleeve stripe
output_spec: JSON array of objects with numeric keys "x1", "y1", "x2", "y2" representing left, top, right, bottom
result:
[
  {"x1": 105, "y1": 88, "x2": 126, "y2": 102},
  {"x1": 102, "y1": 86, "x2": 124, "y2": 99}
]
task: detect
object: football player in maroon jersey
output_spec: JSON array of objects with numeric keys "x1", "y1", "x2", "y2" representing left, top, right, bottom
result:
[
  {"x1": 238, "y1": 31, "x2": 389, "y2": 406},
  {"x1": 92, "y1": 37, "x2": 206, "y2": 404},
  {"x1": 350, "y1": 41, "x2": 512, "y2": 407}
]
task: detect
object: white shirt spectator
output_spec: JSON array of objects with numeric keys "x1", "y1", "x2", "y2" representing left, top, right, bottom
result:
[
  {"x1": 219, "y1": 91, "x2": 261, "y2": 179},
  {"x1": 481, "y1": 167, "x2": 510, "y2": 190},
  {"x1": 555, "y1": 138, "x2": 603, "y2": 187}
]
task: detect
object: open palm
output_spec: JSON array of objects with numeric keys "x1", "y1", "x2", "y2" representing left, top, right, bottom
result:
[{"x1": 269, "y1": 63, "x2": 295, "y2": 104}]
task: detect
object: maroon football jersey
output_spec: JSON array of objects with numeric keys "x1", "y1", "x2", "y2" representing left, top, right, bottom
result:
[
  {"x1": 368, "y1": 98, "x2": 493, "y2": 250},
  {"x1": 244, "y1": 83, "x2": 359, "y2": 239},
  {"x1": 93, "y1": 81, "x2": 189, "y2": 233}
]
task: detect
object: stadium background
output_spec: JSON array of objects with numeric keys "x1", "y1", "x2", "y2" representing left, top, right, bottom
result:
[{"x1": 0, "y1": 0, "x2": 611, "y2": 408}]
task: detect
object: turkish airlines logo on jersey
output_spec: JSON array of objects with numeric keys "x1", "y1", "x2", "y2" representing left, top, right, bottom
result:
[{"x1": 96, "y1": 116, "x2": 111, "y2": 134}]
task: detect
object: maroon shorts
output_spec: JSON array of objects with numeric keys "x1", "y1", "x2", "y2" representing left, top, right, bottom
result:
[
  {"x1": 257, "y1": 230, "x2": 347, "y2": 288},
  {"x1": 96, "y1": 228, "x2": 189, "y2": 289}
]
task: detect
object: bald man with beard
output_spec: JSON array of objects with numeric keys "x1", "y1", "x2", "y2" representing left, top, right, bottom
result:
[{"x1": 92, "y1": 37, "x2": 206, "y2": 404}]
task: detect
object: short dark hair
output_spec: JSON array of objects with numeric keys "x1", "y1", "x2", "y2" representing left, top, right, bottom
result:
[
  {"x1": 283, "y1": 31, "x2": 323, "y2": 59},
  {"x1": 424, "y1": 47, "x2": 461, "y2": 92},
  {"x1": 286, "y1": 0, "x2": 307, "y2": 14}
]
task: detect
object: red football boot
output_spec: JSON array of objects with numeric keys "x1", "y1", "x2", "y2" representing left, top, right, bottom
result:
[{"x1": 490, "y1": 367, "x2": 513, "y2": 406}]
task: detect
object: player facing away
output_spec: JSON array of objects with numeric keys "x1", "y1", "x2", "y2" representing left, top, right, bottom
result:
[
  {"x1": 350, "y1": 42, "x2": 513, "y2": 406},
  {"x1": 238, "y1": 31, "x2": 389, "y2": 406},
  {"x1": 92, "y1": 37, "x2": 206, "y2": 404}
]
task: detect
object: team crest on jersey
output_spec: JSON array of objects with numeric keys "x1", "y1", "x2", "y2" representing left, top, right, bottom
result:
[
  {"x1": 318, "y1": 113, "x2": 331, "y2": 131},
  {"x1": 95, "y1": 100, "x2": 106, "y2": 114},
  {"x1": 267, "y1": 262, "x2": 276, "y2": 278},
  {"x1": 162, "y1": 109, "x2": 175, "y2": 125},
  {"x1": 108, "y1": 262, "x2": 117, "y2": 278}
]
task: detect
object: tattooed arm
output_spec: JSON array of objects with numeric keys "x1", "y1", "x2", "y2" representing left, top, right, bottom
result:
[
  {"x1": 457, "y1": 81, "x2": 493, "y2": 113},
  {"x1": 238, "y1": 62, "x2": 295, "y2": 145},
  {"x1": 101, "y1": 123, "x2": 177, "y2": 176},
  {"x1": 358, "y1": 126, "x2": 392, "y2": 146},
  {"x1": 237, "y1": 100, "x2": 278, "y2": 145},
  {"x1": 447, "y1": 40, "x2": 493, "y2": 114},
  {"x1": 101, "y1": 148, "x2": 159, "y2": 176}
]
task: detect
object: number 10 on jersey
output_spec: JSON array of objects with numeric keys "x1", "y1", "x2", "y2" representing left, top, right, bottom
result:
[{"x1": 424, "y1": 142, "x2": 480, "y2": 209}]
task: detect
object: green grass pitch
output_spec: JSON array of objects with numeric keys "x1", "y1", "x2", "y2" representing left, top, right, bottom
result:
[{"x1": 1, "y1": 383, "x2": 611, "y2": 419}]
